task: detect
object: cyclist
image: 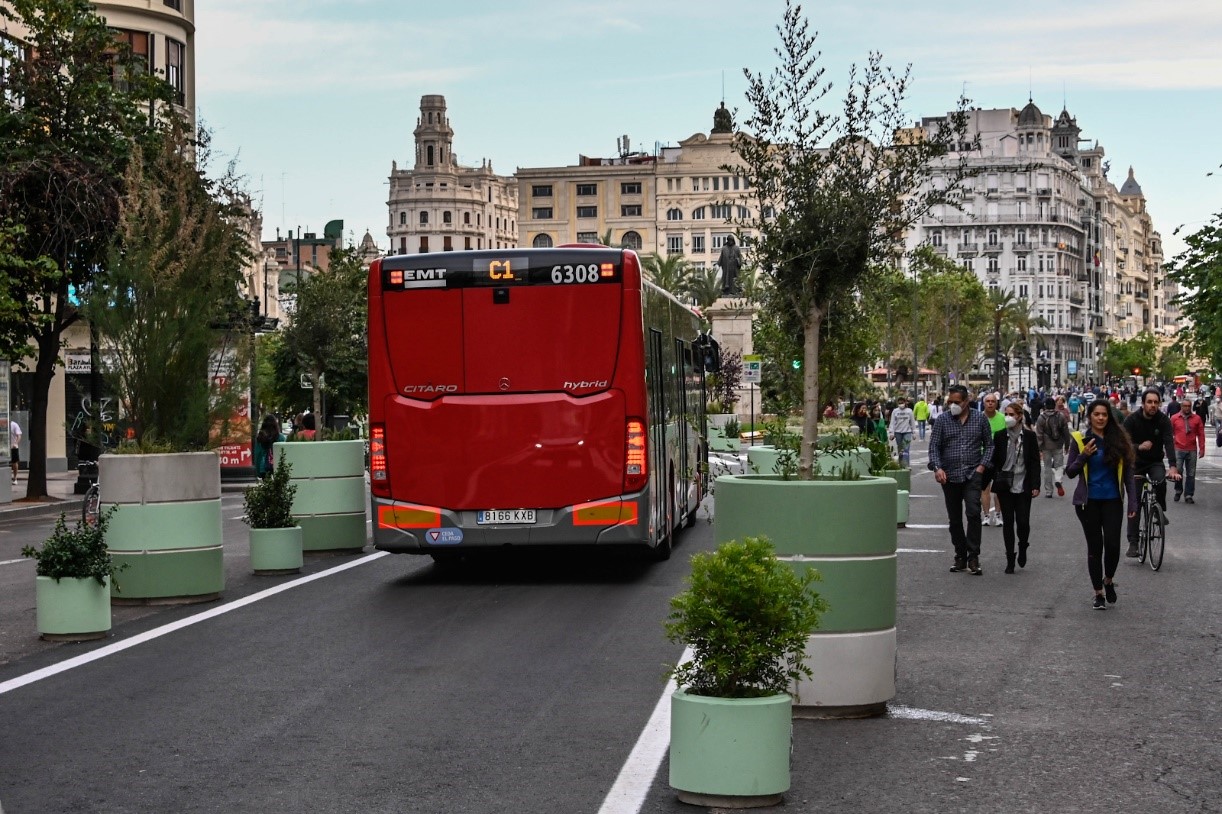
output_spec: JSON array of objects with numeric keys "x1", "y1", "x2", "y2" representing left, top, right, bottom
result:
[{"x1": 1122, "y1": 388, "x2": 1180, "y2": 558}]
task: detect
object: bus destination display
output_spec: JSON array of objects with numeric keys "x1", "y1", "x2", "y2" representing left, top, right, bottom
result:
[{"x1": 383, "y1": 255, "x2": 621, "y2": 290}]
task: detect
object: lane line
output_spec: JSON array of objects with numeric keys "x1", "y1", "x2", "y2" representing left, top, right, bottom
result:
[
  {"x1": 0, "y1": 551, "x2": 389, "y2": 698},
  {"x1": 904, "y1": 524, "x2": 950, "y2": 529},
  {"x1": 889, "y1": 705, "x2": 987, "y2": 725},
  {"x1": 596, "y1": 646, "x2": 692, "y2": 814},
  {"x1": 897, "y1": 548, "x2": 943, "y2": 553},
  {"x1": 0, "y1": 558, "x2": 28, "y2": 567}
]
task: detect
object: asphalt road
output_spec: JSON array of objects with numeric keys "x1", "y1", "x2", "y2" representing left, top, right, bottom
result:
[{"x1": 1, "y1": 432, "x2": 1219, "y2": 813}]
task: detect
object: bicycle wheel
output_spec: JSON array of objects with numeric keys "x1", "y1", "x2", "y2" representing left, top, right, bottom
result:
[
  {"x1": 1147, "y1": 506, "x2": 1165, "y2": 571},
  {"x1": 82, "y1": 484, "x2": 101, "y2": 528},
  {"x1": 1136, "y1": 496, "x2": 1150, "y2": 563}
]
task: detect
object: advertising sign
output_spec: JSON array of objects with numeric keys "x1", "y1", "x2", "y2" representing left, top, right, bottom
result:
[
  {"x1": 209, "y1": 348, "x2": 252, "y2": 471},
  {"x1": 742, "y1": 354, "x2": 762, "y2": 385}
]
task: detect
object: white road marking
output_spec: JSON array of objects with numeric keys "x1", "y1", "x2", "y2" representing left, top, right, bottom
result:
[
  {"x1": 0, "y1": 558, "x2": 28, "y2": 567},
  {"x1": 596, "y1": 646, "x2": 693, "y2": 814},
  {"x1": 0, "y1": 551, "x2": 390, "y2": 698},
  {"x1": 904, "y1": 524, "x2": 950, "y2": 529},
  {"x1": 888, "y1": 705, "x2": 988, "y2": 725},
  {"x1": 897, "y1": 548, "x2": 943, "y2": 554}
]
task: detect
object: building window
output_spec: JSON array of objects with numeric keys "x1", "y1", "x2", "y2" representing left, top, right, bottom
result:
[
  {"x1": 444, "y1": 236, "x2": 453, "y2": 251},
  {"x1": 931, "y1": 231, "x2": 942, "y2": 247},
  {"x1": 274, "y1": 247, "x2": 286, "y2": 258},
  {"x1": 576, "y1": 183, "x2": 597, "y2": 196},
  {"x1": 465, "y1": 237, "x2": 472, "y2": 250},
  {"x1": 691, "y1": 207, "x2": 706, "y2": 220},
  {"x1": 576, "y1": 206, "x2": 597, "y2": 219},
  {"x1": 419, "y1": 211, "x2": 429, "y2": 225},
  {"x1": 666, "y1": 208, "x2": 683, "y2": 221},
  {"x1": 109, "y1": 29, "x2": 151, "y2": 90},
  {"x1": 443, "y1": 211, "x2": 452, "y2": 224},
  {"x1": 962, "y1": 258, "x2": 973, "y2": 272},
  {"x1": 399, "y1": 211, "x2": 406, "y2": 226},
  {"x1": 737, "y1": 206, "x2": 750, "y2": 219},
  {"x1": 1017, "y1": 256, "x2": 1027, "y2": 272},
  {"x1": 691, "y1": 178, "x2": 699, "y2": 191},
  {"x1": 533, "y1": 234, "x2": 553, "y2": 248},
  {"x1": 987, "y1": 257, "x2": 999, "y2": 274},
  {"x1": 427, "y1": 145, "x2": 434, "y2": 166},
  {"x1": 532, "y1": 207, "x2": 553, "y2": 219},
  {"x1": 621, "y1": 205, "x2": 642, "y2": 217},
  {"x1": 1016, "y1": 229, "x2": 1027, "y2": 245},
  {"x1": 164, "y1": 38, "x2": 186, "y2": 104},
  {"x1": 710, "y1": 204, "x2": 732, "y2": 220},
  {"x1": 532, "y1": 184, "x2": 553, "y2": 197},
  {"x1": 691, "y1": 235, "x2": 705, "y2": 254},
  {"x1": 712, "y1": 234, "x2": 733, "y2": 250},
  {"x1": 987, "y1": 229, "x2": 998, "y2": 246},
  {"x1": 1019, "y1": 284, "x2": 1028, "y2": 298},
  {"x1": 667, "y1": 235, "x2": 683, "y2": 254},
  {"x1": 577, "y1": 231, "x2": 598, "y2": 244},
  {"x1": 463, "y1": 212, "x2": 470, "y2": 225},
  {"x1": 419, "y1": 236, "x2": 429, "y2": 253},
  {"x1": 621, "y1": 231, "x2": 642, "y2": 251},
  {"x1": 399, "y1": 237, "x2": 406, "y2": 254},
  {"x1": 621, "y1": 182, "x2": 642, "y2": 195},
  {"x1": 762, "y1": 205, "x2": 776, "y2": 220},
  {"x1": 163, "y1": 0, "x2": 183, "y2": 9}
]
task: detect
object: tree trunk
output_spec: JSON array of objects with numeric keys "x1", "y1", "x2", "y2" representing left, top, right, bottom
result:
[
  {"x1": 799, "y1": 302, "x2": 825, "y2": 480},
  {"x1": 312, "y1": 367, "x2": 322, "y2": 439}
]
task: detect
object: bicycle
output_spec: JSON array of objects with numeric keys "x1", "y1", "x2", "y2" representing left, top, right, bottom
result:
[
  {"x1": 1134, "y1": 474, "x2": 1165, "y2": 571},
  {"x1": 81, "y1": 461, "x2": 101, "y2": 528}
]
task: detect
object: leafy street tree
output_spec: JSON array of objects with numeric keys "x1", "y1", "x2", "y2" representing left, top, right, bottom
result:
[
  {"x1": 1101, "y1": 332, "x2": 1158, "y2": 381},
  {"x1": 277, "y1": 246, "x2": 367, "y2": 432},
  {"x1": 0, "y1": 0, "x2": 173, "y2": 496},
  {"x1": 1167, "y1": 211, "x2": 1222, "y2": 371},
  {"x1": 732, "y1": 1, "x2": 974, "y2": 477},
  {"x1": 1156, "y1": 345, "x2": 1189, "y2": 382},
  {"x1": 906, "y1": 246, "x2": 990, "y2": 392},
  {"x1": 986, "y1": 289, "x2": 1018, "y2": 391},
  {"x1": 0, "y1": 224, "x2": 59, "y2": 360},
  {"x1": 84, "y1": 123, "x2": 251, "y2": 450}
]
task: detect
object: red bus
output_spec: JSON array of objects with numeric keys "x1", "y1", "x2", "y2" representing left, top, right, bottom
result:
[{"x1": 368, "y1": 247, "x2": 707, "y2": 561}]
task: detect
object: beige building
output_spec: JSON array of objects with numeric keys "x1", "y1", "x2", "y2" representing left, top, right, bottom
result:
[{"x1": 386, "y1": 95, "x2": 518, "y2": 256}]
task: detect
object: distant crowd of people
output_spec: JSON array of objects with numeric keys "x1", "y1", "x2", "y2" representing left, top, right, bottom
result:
[{"x1": 252, "y1": 412, "x2": 318, "y2": 477}]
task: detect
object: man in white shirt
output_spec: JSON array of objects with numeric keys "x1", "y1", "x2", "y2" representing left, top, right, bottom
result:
[{"x1": 9, "y1": 419, "x2": 21, "y2": 485}]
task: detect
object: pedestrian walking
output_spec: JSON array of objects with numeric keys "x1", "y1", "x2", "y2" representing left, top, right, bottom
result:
[
  {"x1": 1067, "y1": 400, "x2": 1138, "y2": 610},
  {"x1": 1210, "y1": 397, "x2": 1222, "y2": 429},
  {"x1": 929, "y1": 385, "x2": 995, "y2": 576},
  {"x1": 929, "y1": 395, "x2": 943, "y2": 422},
  {"x1": 869, "y1": 404, "x2": 888, "y2": 447},
  {"x1": 8, "y1": 418, "x2": 21, "y2": 485},
  {"x1": 851, "y1": 403, "x2": 870, "y2": 436},
  {"x1": 1035, "y1": 397, "x2": 1070, "y2": 498},
  {"x1": 1123, "y1": 389, "x2": 1180, "y2": 558},
  {"x1": 985, "y1": 401, "x2": 1041, "y2": 573},
  {"x1": 979, "y1": 393, "x2": 1007, "y2": 526},
  {"x1": 1068, "y1": 393, "x2": 1082, "y2": 429},
  {"x1": 889, "y1": 396, "x2": 916, "y2": 465},
  {"x1": 1171, "y1": 399, "x2": 1205, "y2": 505},
  {"x1": 253, "y1": 415, "x2": 286, "y2": 478},
  {"x1": 914, "y1": 395, "x2": 930, "y2": 440}
]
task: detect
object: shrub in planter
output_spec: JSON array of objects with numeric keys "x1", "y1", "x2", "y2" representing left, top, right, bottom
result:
[
  {"x1": 22, "y1": 507, "x2": 123, "y2": 587},
  {"x1": 242, "y1": 458, "x2": 303, "y2": 574},
  {"x1": 665, "y1": 536, "x2": 827, "y2": 807},
  {"x1": 22, "y1": 508, "x2": 124, "y2": 640}
]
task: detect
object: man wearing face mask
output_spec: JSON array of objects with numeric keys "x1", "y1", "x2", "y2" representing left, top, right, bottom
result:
[
  {"x1": 929, "y1": 385, "x2": 995, "y2": 575},
  {"x1": 1122, "y1": 388, "x2": 1180, "y2": 557}
]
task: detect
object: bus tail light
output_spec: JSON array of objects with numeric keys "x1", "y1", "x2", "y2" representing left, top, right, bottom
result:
[
  {"x1": 624, "y1": 418, "x2": 647, "y2": 493},
  {"x1": 378, "y1": 503, "x2": 441, "y2": 529},
  {"x1": 370, "y1": 424, "x2": 389, "y2": 496}
]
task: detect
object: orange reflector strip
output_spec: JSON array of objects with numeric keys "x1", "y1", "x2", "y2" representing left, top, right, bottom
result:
[
  {"x1": 573, "y1": 500, "x2": 640, "y2": 527},
  {"x1": 378, "y1": 505, "x2": 441, "y2": 529},
  {"x1": 600, "y1": 263, "x2": 614, "y2": 278},
  {"x1": 388, "y1": 270, "x2": 404, "y2": 286}
]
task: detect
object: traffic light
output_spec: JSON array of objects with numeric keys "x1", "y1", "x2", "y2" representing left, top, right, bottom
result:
[
  {"x1": 792, "y1": 359, "x2": 801, "y2": 370},
  {"x1": 1133, "y1": 367, "x2": 1141, "y2": 375}
]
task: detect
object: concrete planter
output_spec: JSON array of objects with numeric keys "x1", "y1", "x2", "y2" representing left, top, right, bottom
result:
[
  {"x1": 249, "y1": 526, "x2": 304, "y2": 575},
  {"x1": 714, "y1": 474, "x2": 897, "y2": 717},
  {"x1": 669, "y1": 690, "x2": 791, "y2": 807},
  {"x1": 100, "y1": 452, "x2": 223, "y2": 605},
  {"x1": 708, "y1": 432, "x2": 741, "y2": 453},
  {"x1": 707, "y1": 413, "x2": 735, "y2": 430},
  {"x1": 872, "y1": 468, "x2": 911, "y2": 527},
  {"x1": 274, "y1": 440, "x2": 366, "y2": 554},
  {"x1": 745, "y1": 446, "x2": 872, "y2": 478},
  {"x1": 35, "y1": 576, "x2": 111, "y2": 641}
]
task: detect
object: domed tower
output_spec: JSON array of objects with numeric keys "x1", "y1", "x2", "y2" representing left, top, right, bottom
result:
[
  {"x1": 1119, "y1": 166, "x2": 1144, "y2": 199},
  {"x1": 414, "y1": 95, "x2": 455, "y2": 171},
  {"x1": 1016, "y1": 97, "x2": 1047, "y2": 153},
  {"x1": 1051, "y1": 108, "x2": 1081, "y2": 162}
]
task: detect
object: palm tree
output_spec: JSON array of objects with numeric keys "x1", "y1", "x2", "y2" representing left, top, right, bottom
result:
[
  {"x1": 685, "y1": 266, "x2": 723, "y2": 309},
  {"x1": 987, "y1": 289, "x2": 1018, "y2": 391},
  {"x1": 640, "y1": 253, "x2": 692, "y2": 299}
]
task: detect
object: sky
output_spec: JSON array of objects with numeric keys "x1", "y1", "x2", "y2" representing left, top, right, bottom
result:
[{"x1": 195, "y1": 0, "x2": 1222, "y2": 261}]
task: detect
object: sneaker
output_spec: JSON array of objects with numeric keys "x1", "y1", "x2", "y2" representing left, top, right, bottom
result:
[
  {"x1": 990, "y1": 511, "x2": 1001, "y2": 527},
  {"x1": 1045, "y1": 492, "x2": 1053, "y2": 498},
  {"x1": 1185, "y1": 496, "x2": 1194, "y2": 505},
  {"x1": 1125, "y1": 542, "x2": 1139, "y2": 558},
  {"x1": 949, "y1": 558, "x2": 967, "y2": 573},
  {"x1": 1174, "y1": 491, "x2": 1182, "y2": 502},
  {"x1": 1056, "y1": 483, "x2": 1065, "y2": 497},
  {"x1": 1093, "y1": 594, "x2": 1107, "y2": 610},
  {"x1": 968, "y1": 557, "x2": 982, "y2": 575},
  {"x1": 1104, "y1": 582, "x2": 1117, "y2": 604}
]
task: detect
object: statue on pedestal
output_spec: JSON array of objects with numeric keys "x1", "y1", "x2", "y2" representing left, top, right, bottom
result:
[{"x1": 717, "y1": 235, "x2": 743, "y2": 297}]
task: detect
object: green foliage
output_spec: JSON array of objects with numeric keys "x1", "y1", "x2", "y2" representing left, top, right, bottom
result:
[
  {"x1": 84, "y1": 123, "x2": 251, "y2": 451},
  {"x1": 0, "y1": 223, "x2": 60, "y2": 359},
  {"x1": 665, "y1": 536, "x2": 827, "y2": 698},
  {"x1": 906, "y1": 246, "x2": 992, "y2": 386},
  {"x1": 640, "y1": 252, "x2": 692, "y2": 299},
  {"x1": 1167, "y1": 212, "x2": 1222, "y2": 371},
  {"x1": 1156, "y1": 345, "x2": 1189, "y2": 382},
  {"x1": 730, "y1": 3, "x2": 975, "y2": 477},
  {"x1": 242, "y1": 458, "x2": 297, "y2": 529},
  {"x1": 861, "y1": 433, "x2": 902, "y2": 472},
  {"x1": 111, "y1": 438, "x2": 177, "y2": 455},
  {"x1": 684, "y1": 265, "x2": 723, "y2": 309},
  {"x1": 827, "y1": 462, "x2": 863, "y2": 481},
  {"x1": 21, "y1": 507, "x2": 124, "y2": 586},
  {"x1": 761, "y1": 417, "x2": 799, "y2": 479},
  {"x1": 815, "y1": 431, "x2": 861, "y2": 454},
  {"x1": 1101, "y1": 332, "x2": 1158, "y2": 380},
  {"x1": 707, "y1": 350, "x2": 743, "y2": 412},
  {"x1": 723, "y1": 416, "x2": 741, "y2": 439}
]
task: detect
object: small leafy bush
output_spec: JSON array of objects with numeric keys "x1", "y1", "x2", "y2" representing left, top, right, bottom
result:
[
  {"x1": 816, "y1": 431, "x2": 861, "y2": 453},
  {"x1": 861, "y1": 434, "x2": 902, "y2": 472},
  {"x1": 665, "y1": 536, "x2": 827, "y2": 698},
  {"x1": 723, "y1": 416, "x2": 741, "y2": 439},
  {"x1": 762, "y1": 417, "x2": 799, "y2": 480},
  {"x1": 22, "y1": 507, "x2": 124, "y2": 586},
  {"x1": 242, "y1": 458, "x2": 297, "y2": 529},
  {"x1": 826, "y1": 462, "x2": 863, "y2": 481}
]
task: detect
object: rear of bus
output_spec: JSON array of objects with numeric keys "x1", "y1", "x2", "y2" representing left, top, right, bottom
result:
[{"x1": 368, "y1": 247, "x2": 657, "y2": 556}]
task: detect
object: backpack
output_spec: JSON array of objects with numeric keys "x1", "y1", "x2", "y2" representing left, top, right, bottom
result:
[{"x1": 1043, "y1": 411, "x2": 1066, "y2": 444}]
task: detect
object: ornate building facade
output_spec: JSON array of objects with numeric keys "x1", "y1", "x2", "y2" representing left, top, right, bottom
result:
[{"x1": 386, "y1": 95, "x2": 518, "y2": 256}]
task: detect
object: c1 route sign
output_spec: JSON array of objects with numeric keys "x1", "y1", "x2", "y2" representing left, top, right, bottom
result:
[{"x1": 742, "y1": 354, "x2": 762, "y2": 384}]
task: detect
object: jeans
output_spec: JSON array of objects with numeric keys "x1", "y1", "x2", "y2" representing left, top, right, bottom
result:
[
  {"x1": 894, "y1": 432, "x2": 912, "y2": 463},
  {"x1": 941, "y1": 474, "x2": 983, "y2": 561},
  {"x1": 1127, "y1": 460, "x2": 1167, "y2": 544},
  {"x1": 1041, "y1": 448, "x2": 1065, "y2": 494},
  {"x1": 1175, "y1": 449, "x2": 1198, "y2": 497},
  {"x1": 996, "y1": 488, "x2": 1032, "y2": 556},
  {"x1": 1076, "y1": 498, "x2": 1123, "y2": 591},
  {"x1": 918, "y1": 420, "x2": 927, "y2": 440}
]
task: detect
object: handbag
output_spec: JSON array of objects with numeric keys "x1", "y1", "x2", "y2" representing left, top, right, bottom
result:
[{"x1": 993, "y1": 470, "x2": 1014, "y2": 491}]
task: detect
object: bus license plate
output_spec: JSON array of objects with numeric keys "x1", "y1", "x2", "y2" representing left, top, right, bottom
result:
[{"x1": 477, "y1": 509, "x2": 536, "y2": 525}]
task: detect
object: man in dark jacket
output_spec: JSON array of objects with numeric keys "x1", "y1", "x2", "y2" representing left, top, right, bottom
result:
[
  {"x1": 929, "y1": 385, "x2": 995, "y2": 575},
  {"x1": 1122, "y1": 388, "x2": 1181, "y2": 557}
]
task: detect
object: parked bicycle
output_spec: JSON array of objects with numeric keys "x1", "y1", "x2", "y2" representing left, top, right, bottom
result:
[
  {"x1": 1134, "y1": 473, "x2": 1165, "y2": 571},
  {"x1": 81, "y1": 461, "x2": 101, "y2": 528}
]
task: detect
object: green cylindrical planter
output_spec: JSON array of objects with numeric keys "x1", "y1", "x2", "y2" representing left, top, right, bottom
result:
[
  {"x1": 871, "y1": 468, "x2": 911, "y2": 527},
  {"x1": 714, "y1": 474, "x2": 897, "y2": 716},
  {"x1": 669, "y1": 690, "x2": 791, "y2": 807},
  {"x1": 101, "y1": 452, "x2": 224, "y2": 605},
  {"x1": 249, "y1": 526, "x2": 304, "y2": 575},
  {"x1": 35, "y1": 576, "x2": 111, "y2": 641},
  {"x1": 897, "y1": 489, "x2": 910, "y2": 526},
  {"x1": 819, "y1": 447, "x2": 872, "y2": 476},
  {"x1": 275, "y1": 440, "x2": 367, "y2": 553},
  {"x1": 747, "y1": 445, "x2": 781, "y2": 474}
]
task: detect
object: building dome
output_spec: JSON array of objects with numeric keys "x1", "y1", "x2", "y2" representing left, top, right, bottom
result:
[
  {"x1": 1017, "y1": 99, "x2": 1044, "y2": 127},
  {"x1": 1119, "y1": 166, "x2": 1144, "y2": 197}
]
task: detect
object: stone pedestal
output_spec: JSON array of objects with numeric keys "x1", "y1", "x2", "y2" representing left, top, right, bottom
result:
[{"x1": 706, "y1": 297, "x2": 758, "y2": 423}]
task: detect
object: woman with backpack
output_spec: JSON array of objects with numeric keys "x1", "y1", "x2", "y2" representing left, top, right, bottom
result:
[
  {"x1": 253, "y1": 415, "x2": 285, "y2": 478},
  {"x1": 1035, "y1": 397, "x2": 1070, "y2": 497}
]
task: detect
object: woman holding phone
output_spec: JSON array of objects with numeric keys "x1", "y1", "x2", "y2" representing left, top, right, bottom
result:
[{"x1": 1065, "y1": 401, "x2": 1138, "y2": 610}]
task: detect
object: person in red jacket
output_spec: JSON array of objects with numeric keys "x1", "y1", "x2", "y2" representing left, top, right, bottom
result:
[{"x1": 1171, "y1": 398, "x2": 1206, "y2": 504}]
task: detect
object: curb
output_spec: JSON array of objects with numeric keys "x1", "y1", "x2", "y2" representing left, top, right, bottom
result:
[{"x1": 0, "y1": 499, "x2": 85, "y2": 521}]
